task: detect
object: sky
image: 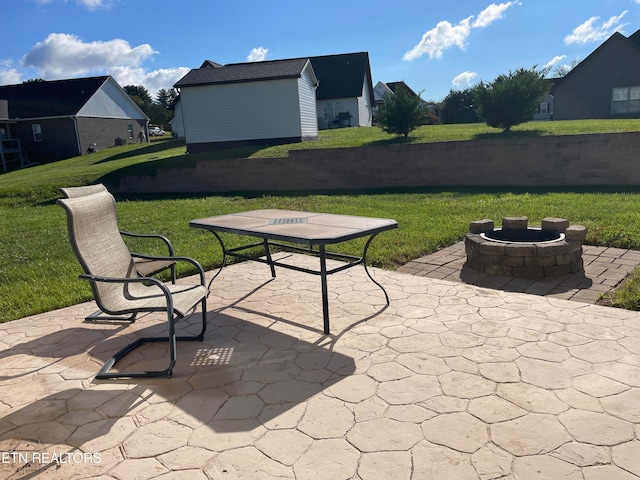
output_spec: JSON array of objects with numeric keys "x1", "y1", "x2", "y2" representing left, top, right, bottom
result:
[{"x1": 2, "y1": 0, "x2": 640, "y2": 102}]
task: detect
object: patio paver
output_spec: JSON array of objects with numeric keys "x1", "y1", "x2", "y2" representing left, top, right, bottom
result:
[
  {"x1": 398, "y1": 242, "x2": 640, "y2": 304},
  {"x1": 1, "y1": 252, "x2": 639, "y2": 479}
]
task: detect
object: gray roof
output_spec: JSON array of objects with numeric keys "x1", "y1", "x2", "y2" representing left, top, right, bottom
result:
[
  {"x1": 175, "y1": 52, "x2": 374, "y2": 107},
  {"x1": 175, "y1": 58, "x2": 311, "y2": 88}
]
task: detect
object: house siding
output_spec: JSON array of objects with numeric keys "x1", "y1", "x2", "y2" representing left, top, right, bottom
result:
[
  {"x1": 554, "y1": 34, "x2": 640, "y2": 120},
  {"x1": 79, "y1": 78, "x2": 147, "y2": 120},
  {"x1": 171, "y1": 100, "x2": 185, "y2": 137},
  {"x1": 76, "y1": 117, "x2": 146, "y2": 153},
  {"x1": 357, "y1": 71, "x2": 373, "y2": 127},
  {"x1": 182, "y1": 78, "x2": 304, "y2": 146},
  {"x1": 298, "y1": 65, "x2": 318, "y2": 139},
  {"x1": 11, "y1": 118, "x2": 79, "y2": 163}
]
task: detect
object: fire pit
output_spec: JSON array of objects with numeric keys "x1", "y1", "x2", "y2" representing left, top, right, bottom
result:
[{"x1": 465, "y1": 216, "x2": 587, "y2": 279}]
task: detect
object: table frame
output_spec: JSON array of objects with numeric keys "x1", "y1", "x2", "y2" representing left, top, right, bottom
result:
[{"x1": 190, "y1": 210, "x2": 397, "y2": 334}]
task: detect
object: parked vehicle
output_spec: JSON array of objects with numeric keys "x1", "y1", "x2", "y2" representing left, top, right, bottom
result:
[{"x1": 149, "y1": 126, "x2": 165, "y2": 136}]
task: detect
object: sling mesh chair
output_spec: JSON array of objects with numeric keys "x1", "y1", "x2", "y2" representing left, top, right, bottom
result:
[
  {"x1": 61, "y1": 184, "x2": 177, "y2": 322},
  {"x1": 58, "y1": 187, "x2": 209, "y2": 379}
]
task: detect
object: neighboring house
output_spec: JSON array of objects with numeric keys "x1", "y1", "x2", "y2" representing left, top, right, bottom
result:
[
  {"x1": 552, "y1": 28, "x2": 640, "y2": 120},
  {"x1": 0, "y1": 76, "x2": 148, "y2": 166},
  {"x1": 373, "y1": 81, "x2": 424, "y2": 108},
  {"x1": 373, "y1": 80, "x2": 434, "y2": 123},
  {"x1": 533, "y1": 93, "x2": 554, "y2": 121},
  {"x1": 174, "y1": 58, "x2": 319, "y2": 153},
  {"x1": 168, "y1": 96, "x2": 184, "y2": 138},
  {"x1": 309, "y1": 52, "x2": 375, "y2": 129}
]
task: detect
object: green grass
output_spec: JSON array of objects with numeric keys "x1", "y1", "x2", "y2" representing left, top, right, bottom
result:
[{"x1": 2, "y1": 120, "x2": 640, "y2": 322}]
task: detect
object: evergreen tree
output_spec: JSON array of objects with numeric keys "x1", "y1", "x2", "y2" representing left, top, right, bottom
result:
[
  {"x1": 441, "y1": 88, "x2": 480, "y2": 124},
  {"x1": 377, "y1": 84, "x2": 430, "y2": 137},
  {"x1": 473, "y1": 67, "x2": 550, "y2": 132},
  {"x1": 155, "y1": 88, "x2": 178, "y2": 109}
]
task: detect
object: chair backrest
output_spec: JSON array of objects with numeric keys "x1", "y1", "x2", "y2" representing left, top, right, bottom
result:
[
  {"x1": 57, "y1": 190, "x2": 137, "y2": 311},
  {"x1": 60, "y1": 183, "x2": 108, "y2": 199}
]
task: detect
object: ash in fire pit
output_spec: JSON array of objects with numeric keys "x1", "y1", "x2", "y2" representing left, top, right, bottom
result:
[{"x1": 465, "y1": 216, "x2": 587, "y2": 280}]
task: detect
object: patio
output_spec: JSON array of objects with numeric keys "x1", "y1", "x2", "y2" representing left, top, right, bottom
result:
[{"x1": 1, "y1": 252, "x2": 639, "y2": 479}]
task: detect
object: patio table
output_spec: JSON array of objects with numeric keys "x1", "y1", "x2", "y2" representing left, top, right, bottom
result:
[{"x1": 190, "y1": 209, "x2": 398, "y2": 334}]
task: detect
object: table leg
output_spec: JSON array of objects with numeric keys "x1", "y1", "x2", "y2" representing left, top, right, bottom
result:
[
  {"x1": 363, "y1": 234, "x2": 390, "y2": 306},
  {"x1": 263, "y1": 239, "x2": 276, "y2": 278},
  {"x1": 207, "y1": 231, "x2": 228, "y2": 290},
  {"x1": 319, "y1": 244, "x2": 330, "y2": 335}
]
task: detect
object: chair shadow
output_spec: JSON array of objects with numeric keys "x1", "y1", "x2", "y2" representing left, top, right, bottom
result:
[{"x1": 0, "y1": 306, "x2": 356, "y2": 474}]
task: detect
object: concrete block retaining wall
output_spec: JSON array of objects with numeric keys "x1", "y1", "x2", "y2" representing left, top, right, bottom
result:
[{"x1": 116, "y1": 132, "x2": 640, "y2": 194}]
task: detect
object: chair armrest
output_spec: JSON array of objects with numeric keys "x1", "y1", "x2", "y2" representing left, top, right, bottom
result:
[
  {"x1": 129, "y1": 254, "x2": 206, "y2": 285},
  {"x1": 120, "y1": 231, "x2": 175, "y2": 256},
  {"x1": 78, "y1": 273, "x2": 174, "y2": 312}
]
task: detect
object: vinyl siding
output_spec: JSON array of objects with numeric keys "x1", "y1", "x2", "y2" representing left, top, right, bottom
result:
[
  {"x1": 554, "y1": 35, "x2": 640, "y2": 120},
  {"x1": 357, "y1": 71, "x2": 373, "y2": 127},
  {"x1": 182, "y1": 79, "x2": 303, "y2": 144},
  {"x1": 78, "y1": 78, "x2": 147, "y2": 120},
  {"x1": 298, "y1": 65, "x2": 318, "y2": 138}
]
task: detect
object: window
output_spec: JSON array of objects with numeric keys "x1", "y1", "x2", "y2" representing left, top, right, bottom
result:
[
  {"x1": 611, "y1": 86, "x2": 640, "y2": 114},
  {"x1": 127, "y1": 124, "x2": 134, "y2": 139},
  {"x1": 538, "y1": 103, "x2": 550, "y2": 115},
  {"x1": 323, "y1": 101, "x2": 345, "y2": 124},
  {"x1": 32, "y1": 124, "x2": 42, "y2": 142}
]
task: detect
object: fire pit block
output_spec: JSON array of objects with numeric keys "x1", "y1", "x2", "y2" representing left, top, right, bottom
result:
[
  {"x1": 465, "y1": 216, "x2": 586, "y2": 279},
  {"x1": 502, "y1": 217, "x2": 528, "y2": 230}
]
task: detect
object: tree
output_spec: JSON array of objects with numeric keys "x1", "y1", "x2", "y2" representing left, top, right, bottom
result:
[
  {"x1": 550, "y1": 59, "x2": 580, "y2": 78},
  {"x1": 377, "y1": 84, "x2": 430, "y2": 137},
  {"x1": 124, "y1": 85, "x2": 153, "y2": 111},
  {"x1": 124, "y1": 85, "x2": 175, "y2": 128},
  {"x1": 473, "y1": 67, "x2": 550, "y2": 132},
  {"x1": 441, "y1": 88, "x2": 480, "y2": 124},
  {"x1": 155, "y1": 88, "x2": 178, "y2": 109}
]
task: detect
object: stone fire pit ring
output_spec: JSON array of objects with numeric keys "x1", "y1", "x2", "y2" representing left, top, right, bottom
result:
[{"x1": 465, "y1": 216, "x2": 587, "y2": 279}]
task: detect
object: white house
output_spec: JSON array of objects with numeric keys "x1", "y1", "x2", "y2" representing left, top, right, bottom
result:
[
  {"x1": 308, "y1": 52, "x2": 375, "y2": 129},
  {"x1": 174, "y1": 59, "x2": 318, "y2": 153}
]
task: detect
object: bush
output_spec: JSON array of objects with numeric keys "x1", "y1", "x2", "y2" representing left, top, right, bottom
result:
[
  {"x1": 377, "y1": 84, "x2": 430, "y2": 137},
  {"x1": 473, "y1": 67, "x2": 550, "y2": 132}
]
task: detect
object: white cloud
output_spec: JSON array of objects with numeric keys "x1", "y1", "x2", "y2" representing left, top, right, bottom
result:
[
  {"x1": 247, "y1": 47, "x2": 268, "y2": 62},
  {"x1": 473, "y1": 2, "x2": 521, "y2": 28},
  {"x1": 33, "y1": 0, "x2": 117, "y2": 9},
  {"x1": 403, "y1": 2, "x2": 520, "y2": 61},
  {"x1": 564, "y1": 11, "x2": 627, "y2": 45},
  {"x1": 452, "y1": 71, "x2": 478, "y2": 89},
  {"x1": 544, "y1": 55, "x2": 566, "y2": 69},
  {"x1": 403, "y1": 18, "x2": 472, "y2": 61},
  {"x1": 22, "y1": 33, "x2": 156, "y2": 79},
  {"x1": 0, "y1": 67, "x2": 22, "y2": 85},
  {"x1": 13, "y1": 33, "x2": 186, "y2": 95},
  {"x1": 108, "y1": 66, "x2": 191, "y2": 96}
]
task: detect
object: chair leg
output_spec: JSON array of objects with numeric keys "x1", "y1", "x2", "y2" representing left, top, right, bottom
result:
[
  {"x1": 85, "y1": 309, "x2": 137, "y2": 324},
  {"x1": 95, "y1": 299, "x2": 207, "y2": 379}
]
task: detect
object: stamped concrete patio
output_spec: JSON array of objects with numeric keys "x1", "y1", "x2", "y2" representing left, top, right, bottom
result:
[{"x1": 1, "y1": 252, "x2": 640, "y2": 479}]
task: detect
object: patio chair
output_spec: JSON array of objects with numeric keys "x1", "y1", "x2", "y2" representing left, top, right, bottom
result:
[
  {"x1": 58, "y1": 188, "x2": 209, "y2": 379},
  {"x1": 61, "y1": 184, "x2": 176, "y2": 322}
]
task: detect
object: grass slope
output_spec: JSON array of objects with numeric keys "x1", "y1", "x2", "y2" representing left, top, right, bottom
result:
[{"x1": 2, "y1": 120, "x2": 640, "y2": 322}]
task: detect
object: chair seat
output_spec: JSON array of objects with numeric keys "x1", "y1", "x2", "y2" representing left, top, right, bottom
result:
[
  {"x1": 133, "y1": 258, "x2": 176, "y2": 277},
  {"x1": 105, "y1": 282, "x2": 208, "y2": 317}
]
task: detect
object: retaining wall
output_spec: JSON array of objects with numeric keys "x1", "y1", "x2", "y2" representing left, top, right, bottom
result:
[{"x1": 116, "y1": 132, "x2": 640, "y2": 194}]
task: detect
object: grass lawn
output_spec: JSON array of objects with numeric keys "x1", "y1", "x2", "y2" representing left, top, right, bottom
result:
[{"x1": 2, "y1": 120, "x2": 640, "y2": 322}]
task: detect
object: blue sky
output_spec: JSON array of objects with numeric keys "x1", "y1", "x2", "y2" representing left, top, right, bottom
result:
[{"x1": 2, "y1": 0, "x2": 640, "y2": 101}]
